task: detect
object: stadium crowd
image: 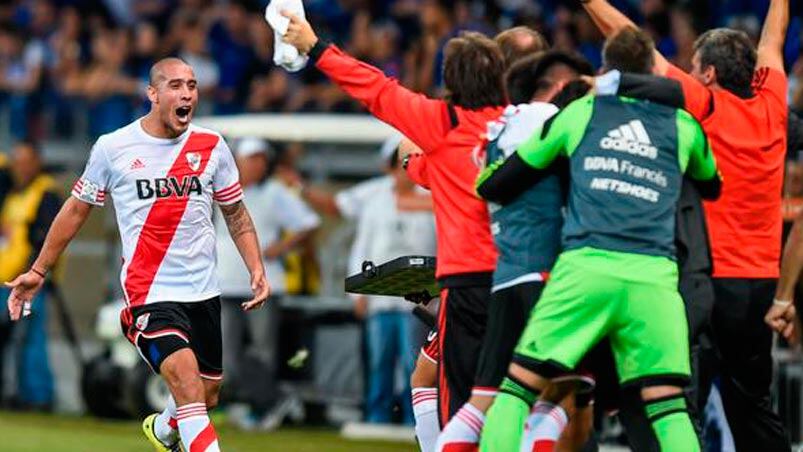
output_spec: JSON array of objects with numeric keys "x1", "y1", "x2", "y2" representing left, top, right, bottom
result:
[
  {"x1": 0, "y1": 0, "x2": 803, "y2": 452},
  {"x1": 0, "y1": 0, "x2": 800, "y2": 142}
]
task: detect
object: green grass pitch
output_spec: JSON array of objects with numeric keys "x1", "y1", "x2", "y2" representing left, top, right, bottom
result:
[{"x1": 0, "y1": 411, "x2": 417, "y2": 452}]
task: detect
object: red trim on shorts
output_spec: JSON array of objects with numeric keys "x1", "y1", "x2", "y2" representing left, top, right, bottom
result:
[
  {"x1": 471, "y1": 386, "x2": 499, "y2": 397},
  {"x1": 421, "y1": 330, "x2": 440, "y2": 364},
  {"x1": 123, "y1": 132, "x2": 218, "y2": 306},
  {"x1": 134, "y1": 328, "x2": 190, "y2": 344},
  {"x1": 472, "y1": 386, "x2": 498, "y2": 392},
  {"x1": 420, "y1": 347, "x2": 438, "y2": 364},
  {"x1": 120, "y1": 308, "x2": 136, "y2": 342},
  {"x1": 438, "y1": 288, "x2": 449, "y2": 425}
]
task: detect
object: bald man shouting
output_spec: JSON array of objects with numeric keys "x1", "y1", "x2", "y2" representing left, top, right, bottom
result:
[{"x1": 5, "y1": 57, "x2": 270, "y2": 452}]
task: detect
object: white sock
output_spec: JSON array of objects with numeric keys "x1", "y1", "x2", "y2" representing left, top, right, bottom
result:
[
  {"x1": 176, "y1": 403, "x2": 220, "y2": 452},
  {"x1": 520, "y1": 401, "x2": 568, "y2": 452},
  {"x1": 412, "y1": 387, "x2": 440, "y2": 452},
  {"x1": 155, "y1": 395, "x2": 178, "y2": 445},
  {"x1": 436, "y1": 402, "x2": 485, "y2": 452}
]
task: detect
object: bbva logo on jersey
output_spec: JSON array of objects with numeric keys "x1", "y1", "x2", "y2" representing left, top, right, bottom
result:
[{"x1": 136, "y1": 175, "x2": 203, "y2": 200}]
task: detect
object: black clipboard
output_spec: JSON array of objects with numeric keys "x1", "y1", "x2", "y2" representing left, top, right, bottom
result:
[{"x1": 345, "y1": 255, "x2": 438, "y2": 303}]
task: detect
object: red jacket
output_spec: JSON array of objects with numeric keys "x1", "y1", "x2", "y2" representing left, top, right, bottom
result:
[{"x1": 313, "y1": 43, "x2": 501, "y2": 282}]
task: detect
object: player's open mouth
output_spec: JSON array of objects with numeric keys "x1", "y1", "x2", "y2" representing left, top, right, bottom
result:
[{"x1": 175, "y1": 106, "x2": 192, "y2": 123}]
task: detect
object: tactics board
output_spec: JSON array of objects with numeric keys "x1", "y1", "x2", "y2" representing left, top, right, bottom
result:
[{"x1": 344, "y1": 256, "x2": 438, "y2": 302}]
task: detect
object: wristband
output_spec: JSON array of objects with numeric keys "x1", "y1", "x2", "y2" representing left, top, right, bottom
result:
[
  {"x1": 308, "y1": 39, "x2": 330, "y2": 62},
  {"x1": 30, "y1": 267, "x2": 46, "y2": 279},
  {"x1": 773, "y1": 299, "x2": 793, "y2": 307}
]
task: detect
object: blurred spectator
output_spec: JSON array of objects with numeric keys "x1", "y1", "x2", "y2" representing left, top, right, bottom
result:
[
  {"x1": 216, "y1": 137, "x2": 320, "y2": 430},
  {"x1": 246, "y1": 68, "x2": 288, "y2": 113},
  {"x1": 131, "y1": 21, "x2": 159, "y2": 81},
  {"x1": 272, "y1": 143, "x2": 322, "y2": 294},
  {"x1": 177, "y1": 15, "x2": 219, "y2": 115},
  {"x1": 0, "y1": 151, "x2": 11, "y2": 406},
  {"x1": 344, "y1": 139, "x2": 435, "y2": 425},
  {"x1": 418, "y1": 0, "x2": 457, "y2": 93},
  {"x1": 367, "y1": 22, "x2": 403, "y2": 78},
  {"x1": 0, "y1": 141, "x2": 60, "y2": 410},
  {"x1": 43, "y1": 5, "x2": 83, "y2": 138},
  {"x1": 494, "y1": 26, "x2": 549, "y2": 66},
  {"x1": 0, "y1": 1, "x2": 793, "y2": 141},
  {"x1": 300, "y1": 136, "x2": 436, "y2": 425},
  {"x1": 0, "y1": 24, "x2": 44, "y2": 140},
  {"x1": 131, "y1": 21, "x2": 160, "y2": 114},
  {"x1": 76, "y1": 27, "x2": 138, "y2": 139},
  {"x1": 208, "y1": 0, "x2": 260, "y2": 114}
]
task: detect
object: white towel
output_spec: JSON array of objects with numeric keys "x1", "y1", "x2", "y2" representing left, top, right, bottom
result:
[
  {"x1": 265, "y1": 0, "x2": 309, "y2": 72},
  {"x1": 594, "y1": 70, "x2": 622, "y2": 96}
]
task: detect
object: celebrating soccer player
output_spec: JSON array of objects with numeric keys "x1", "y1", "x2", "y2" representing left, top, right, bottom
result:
[
  {"x1": 582, "y1": 0, "x2": 792, "y2": 449},
  {"x1": 476, "y1": 27, "x2": 722, "y2": 451},
  {"x1": 5, "y1": 57, "x2": 271, "y2": 452},
  {"x1": 436, "y1": 51, "x2": 595, "y2": 452}
]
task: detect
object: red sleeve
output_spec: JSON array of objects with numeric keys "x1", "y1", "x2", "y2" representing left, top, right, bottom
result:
[
  {"x1": 405, "y1": 154, "x2": 430, "y2": 189},
  {"x1": 666, "y1": 64, "x2": 713, "y2": 121},
  {"x1": 315, "y1": 45, "x2": 450, "y2": 153},
  {"x1": 753, "y1": 67, "x2": 788, "y2": 115}
]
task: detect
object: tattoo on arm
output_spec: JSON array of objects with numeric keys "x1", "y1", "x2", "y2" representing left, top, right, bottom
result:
[{"x1": 220, "y1": 201, "x2": 256, "y2": 239}]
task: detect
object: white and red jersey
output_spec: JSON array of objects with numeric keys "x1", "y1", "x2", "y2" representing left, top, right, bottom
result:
[{"x1": 72, "y1": 119, "x2": 243, "y2": 306}]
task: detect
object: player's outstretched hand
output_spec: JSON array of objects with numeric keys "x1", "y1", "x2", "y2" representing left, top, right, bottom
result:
[
  {"x1": 5, "y1": 270, "x2": 45, "y2": 321},
  {"x1": 242, "y1": 270, "x2": 271, "y2": 311},
  {"x1": 281, "y1": 11, "x2": 318, "y2": 54}
]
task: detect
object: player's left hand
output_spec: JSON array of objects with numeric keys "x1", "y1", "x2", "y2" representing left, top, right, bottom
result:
[
  {"x1": 242, "y1": 270, "x2": 271, "y2": 311},
  {"x1": 281, "y1": 11, "x2": 318, "y2": 54}
]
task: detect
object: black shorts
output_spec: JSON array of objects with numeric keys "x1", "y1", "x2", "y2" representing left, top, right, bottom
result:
[
  {"x1": 473, "y1": 281, "x2": 544, "y2": 390},
  {"x1": 120, "y1": 297, "x2": 223, "y2": 381},
  {"x1": 437, "y1": 284, "x2": 490, "y2": 423}
]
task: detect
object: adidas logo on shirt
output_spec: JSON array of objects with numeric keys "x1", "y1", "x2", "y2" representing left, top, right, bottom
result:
[
  {"x1": 130, "y1": 158, "x2": 145, "y2": 170},
  {"x1": 599, "y1": 120, "x2": 658, "y2": 159}
]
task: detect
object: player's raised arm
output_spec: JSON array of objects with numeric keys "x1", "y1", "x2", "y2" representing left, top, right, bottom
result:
[
  {"x1": 279, "y1": 12, "x2": 455, "y2": 152},
  {"x1": 756, "y1": 0, "x2": 789, "y2": 73},
  {"x1": 581, "y1": 0, "x2": 670, "y2": 75},
  {"x1": 6, "y1": 196, "x2": 92, "y2": 320}
]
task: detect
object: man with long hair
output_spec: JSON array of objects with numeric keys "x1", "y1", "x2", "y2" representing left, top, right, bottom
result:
[{"x1": 281, "y1": 13, "x2": 506, "y2": 451}]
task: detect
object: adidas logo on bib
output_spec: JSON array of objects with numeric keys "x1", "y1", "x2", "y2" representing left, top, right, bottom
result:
[{"x1": 599, "y1": 120, "x2": 658, "y2": 159}]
